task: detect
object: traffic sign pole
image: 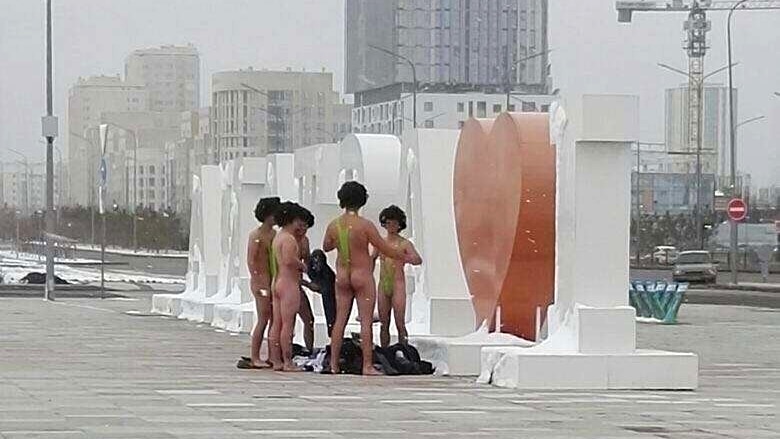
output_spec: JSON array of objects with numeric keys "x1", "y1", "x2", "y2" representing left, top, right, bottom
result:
[{"x1": 727, "y1": 198, "x2": 747, "y2": 285}]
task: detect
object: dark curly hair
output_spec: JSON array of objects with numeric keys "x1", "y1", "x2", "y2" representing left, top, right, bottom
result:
[
  {"x1": 254, "y1": 197, "x2": 281, "y2": 223},
  {"x1": 274, "y1": 202, "x2": 311, "y2": 227},
  {"x1": 337, "y1": 181, "x2": 368, "y2": 210},
  {"x1": 379, "y1": 205, "x2": 407, "y2": 231},
  {"x1": 301, "y1": 205, "x2": 315, "y2": 228}
]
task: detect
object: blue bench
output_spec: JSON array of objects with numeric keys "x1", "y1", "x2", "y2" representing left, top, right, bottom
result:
[{"x1": 629, "y1": 281, "x2": 688, "y2": 324}]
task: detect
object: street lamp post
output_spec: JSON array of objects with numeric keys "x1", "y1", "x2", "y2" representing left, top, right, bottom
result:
[
  {"x1": 42, "y1": 0, "x2": 57, "y2": 300},
  {"x1": 368, "y1": 44, "x2": 418, "y2": 128},
  {"x1": 505, "y1": 50, "x2": 552, "y2": 110},
  {"x1": 104, "y1": 122, "x2": 139, "y2": 250},
  {"x1": 658, "y1": 62, "x2": 733, "y2": 250},
  {"x1": 727, "y1": 0, "x2": 749, "y2": 285}
]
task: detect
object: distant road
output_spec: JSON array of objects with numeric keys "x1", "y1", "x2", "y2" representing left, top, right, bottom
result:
[
  {"x1": 69, "y1": 247, "x2": 187, "y2": 277},
  {"x1": 631, "y1": 267, "x2": 780, "y2": 285}
]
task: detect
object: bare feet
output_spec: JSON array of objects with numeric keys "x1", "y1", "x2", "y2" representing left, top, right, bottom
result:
[
  {"x1": 282, "y1": 364, "x2": 304, "y2": 373},
  {"x1": 362, "y1": 367, "x2": 382, "y2": 376},
  {"x1": 272, "y1": 361, "x2": 284, "y2": 372},
  {"x1": 251, "y1": 360, "x2": 271, "y2": 369}
]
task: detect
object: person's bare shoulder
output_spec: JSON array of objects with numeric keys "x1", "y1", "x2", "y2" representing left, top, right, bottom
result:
[{"x1": 248, "y1": 227, "x2": 262, "y2": 241}]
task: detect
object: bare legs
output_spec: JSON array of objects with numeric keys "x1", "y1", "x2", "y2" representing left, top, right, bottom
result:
[
  {"x1": 298, "y1": 290, "x2": 315, "y2": 352},
  {"x1": 329, "y1": 279, "x2": 352, "y2": 374},
  {"x1": 269, "y1": 283, "x2": 302, "y2": 372},
  {"x1": 355, "y1": 281, "x2": 381, "y2": 375},
  {"x1": 378, "y1": 285, "x2": 407, "y2": 348},
  {"x1": 250, "y1": 292, "x2": 272, "y2": 367}
]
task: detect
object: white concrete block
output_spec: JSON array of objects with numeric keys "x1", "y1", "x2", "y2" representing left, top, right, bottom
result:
[
  {"x1": 608, "y1": 350, "x2": 699, "y2": 390},
  {"x1": 481, "y1": 347, "x2": 699, "y2": 390},
  {"x1": 179, "y1": 298, "x2": 214, "y2": 323},
  {"x1": 412, "y1": 334, "x2": 533, "y2": 376},
  {"x1": 577, "y1": 306, "x2": 636, "y2": 354},
  {"x1": 212, "y1": 302, "x2": 255, "y2": 333}
]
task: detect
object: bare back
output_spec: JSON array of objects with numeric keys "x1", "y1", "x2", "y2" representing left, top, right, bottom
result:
[{"x1": 324, "y1": 213, "x2": 404, "y2": 290}]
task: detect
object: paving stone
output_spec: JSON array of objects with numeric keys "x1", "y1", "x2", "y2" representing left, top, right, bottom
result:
[{"x1": 0, "y1": 296, "x2": 778, "y2": 438}]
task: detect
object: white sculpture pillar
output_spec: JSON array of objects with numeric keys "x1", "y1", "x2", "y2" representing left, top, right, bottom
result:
[
  {"x1": 479, "y1": 95, "x2": 698, "y2": 389},
  {"x1": 570, "y1": 95, "x2": 639, "y2": 354}
]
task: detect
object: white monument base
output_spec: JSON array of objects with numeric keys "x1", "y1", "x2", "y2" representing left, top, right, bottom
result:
[
  {"x1": 212, "y1": 302, "x2": 255, "y2": 333},
  {"x1": 178, "y1": 297, "x2": 217, "y2": 323},
  {"x1": 411, "y1": 330, "x2": 534, "y2": 376},
  {"x1": 479, "y1": 348, "x2": 698, "y2": 390},
  {"x1": 478, "y1": 305, "x2": 698, "y2": 390},
  {"x1": 151, "y1": 293, "x2": 185, "y2": 317}
]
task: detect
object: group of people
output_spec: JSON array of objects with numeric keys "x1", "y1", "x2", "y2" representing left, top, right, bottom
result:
[{"x1": 242, "y1": 181, "x2": 422, "y2": 375}]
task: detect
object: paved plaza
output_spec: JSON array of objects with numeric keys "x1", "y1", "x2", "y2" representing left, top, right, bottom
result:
[{"x1": 0, "y1": 292, "x2": 778, "y2": 438}]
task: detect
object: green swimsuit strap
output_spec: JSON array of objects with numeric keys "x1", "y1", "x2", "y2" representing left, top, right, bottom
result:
[
  {"x1": 268, "y1": 244, "x2": 278, "y2": 282},
  {"x1": 379, "y1": 239, "x2": 402, "y2": 298},
  {"x1": 336, "y1": 217, "x2": 351, "y2": 271},
  {"x1": 379, "y1": 257, "x2": 396, "y2": 298}
]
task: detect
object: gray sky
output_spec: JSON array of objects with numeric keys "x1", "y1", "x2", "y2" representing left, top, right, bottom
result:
[{"x1": 1, "y1": 0, "x2": 778, "y2": 186}]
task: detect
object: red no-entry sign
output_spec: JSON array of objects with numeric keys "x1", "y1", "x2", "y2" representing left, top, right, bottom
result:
[{"x1": 727, "y1": 198, "x2": 747, "y2": 222}]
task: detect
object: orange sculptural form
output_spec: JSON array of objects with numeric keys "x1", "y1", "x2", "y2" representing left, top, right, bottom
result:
[{"x1": 453, "y1": 113, "x2": 556, "y2": 340}]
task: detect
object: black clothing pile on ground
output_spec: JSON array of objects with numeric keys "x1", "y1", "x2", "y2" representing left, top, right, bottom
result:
[
  {"x1": 322, "y1": 335, "x2": 434, "y2": 376},
  {"x1": 236, "y1": 338, "x2": 433, "y2": 375}
]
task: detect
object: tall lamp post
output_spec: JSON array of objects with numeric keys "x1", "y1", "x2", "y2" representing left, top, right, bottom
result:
[
  {"x1": 41, "y1": 0, "x2": 58, "y2": 300},
  {"x1": 368, "y1": 44, "x2": 418, "y2": 128},
  {"x1": 104, "y1": 122, "x2": 139, "y2": 250},
  {"x1": 727, "y1": 0, "x2": 750, "y2": 285},
  {"x1": 658, "y1": 62, "x2": 734, "y2": 249},
  {"x1": 505, "y1": 50, "x2": 552, "y2": 110}
]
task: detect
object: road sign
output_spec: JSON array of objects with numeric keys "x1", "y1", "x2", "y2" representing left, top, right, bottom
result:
[{"x1": 727, "y1": 198, "x2": 747, "y2": 222}]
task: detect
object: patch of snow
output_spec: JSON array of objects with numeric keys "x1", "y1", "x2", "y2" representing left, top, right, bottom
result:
[{"x1": 0, "y1": 253, "x2": 184, "y2": 285}]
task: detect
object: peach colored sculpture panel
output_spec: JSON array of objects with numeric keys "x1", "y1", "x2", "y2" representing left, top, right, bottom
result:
[
  {"x1": 454, "y1": 113, "x2": 556, "y2": 340},
  {"x1": 453, "y1": 119, "x2": 500, "y2": 329}
]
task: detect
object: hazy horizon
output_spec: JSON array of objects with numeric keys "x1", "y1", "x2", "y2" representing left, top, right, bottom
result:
[{"x1": 1, "y1": 0, "x2": 778, "y2": 186}]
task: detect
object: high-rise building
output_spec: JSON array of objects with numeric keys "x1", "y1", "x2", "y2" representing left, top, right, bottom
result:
[
  {"x1": 665, "y1": 84, "x2": 735, "y2": 182},
  {"x1": 99, "y1": 111, "x2": 180, "y2": 212},
  {"x1": 345, "y1": 0, "x2": 549, "y2": 94},
  {"x1": 125, "y1": 44, "x2": 200, "y2": 113},
  {"x1": 0, "y1": 160, "x2": 61, "y2": 215},
  {"x1": 165, "y1": 108, "x2": 213, "y2": 214},
  {"x1": 352, "y1": 90, "x2": 552, "y2": 135},
  {"x1": 211, "y1": 68, "x2": 352, "y2": 160},
  {"x1": 66, "y1": 75, "x2": 147, "y2": 206}
]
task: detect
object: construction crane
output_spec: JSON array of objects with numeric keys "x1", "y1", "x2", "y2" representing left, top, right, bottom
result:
[{"x1": 617, "y1": 1, "x2": 780, "y2": 157}]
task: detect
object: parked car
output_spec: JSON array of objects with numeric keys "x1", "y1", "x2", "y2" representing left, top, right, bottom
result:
[
  {"x1": 673, "y1": 251, "x2": 717, "y2": 284},
  {"x1": 653, "y1": 246, "x2": 679, "y2": 265}
]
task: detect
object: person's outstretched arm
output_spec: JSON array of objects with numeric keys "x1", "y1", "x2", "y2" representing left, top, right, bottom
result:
[
  {"x1": 322, "y1": 222, "x2": 336, "y2": 253},
  {"x1": 365, "y1": 221, "x2": 405, "y2": 260},
  {"x1": 404, "y1": 240, "x2": 423, "y2": 266}
]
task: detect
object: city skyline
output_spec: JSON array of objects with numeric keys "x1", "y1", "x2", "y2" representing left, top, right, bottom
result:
[{"x1": 0, "y1": 0, "x2": 778, "y2": 186}]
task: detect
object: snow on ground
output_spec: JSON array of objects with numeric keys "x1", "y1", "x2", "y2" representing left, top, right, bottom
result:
[
  {"x1": 0, "y1": 252, "x2": 185, "y2": 285},
  {"x1": 0, "y1": 250, "x2": 100, "y2": 265},
  {"x1": 71, "y1": 244, "x2": 188, "y2": 258}
]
